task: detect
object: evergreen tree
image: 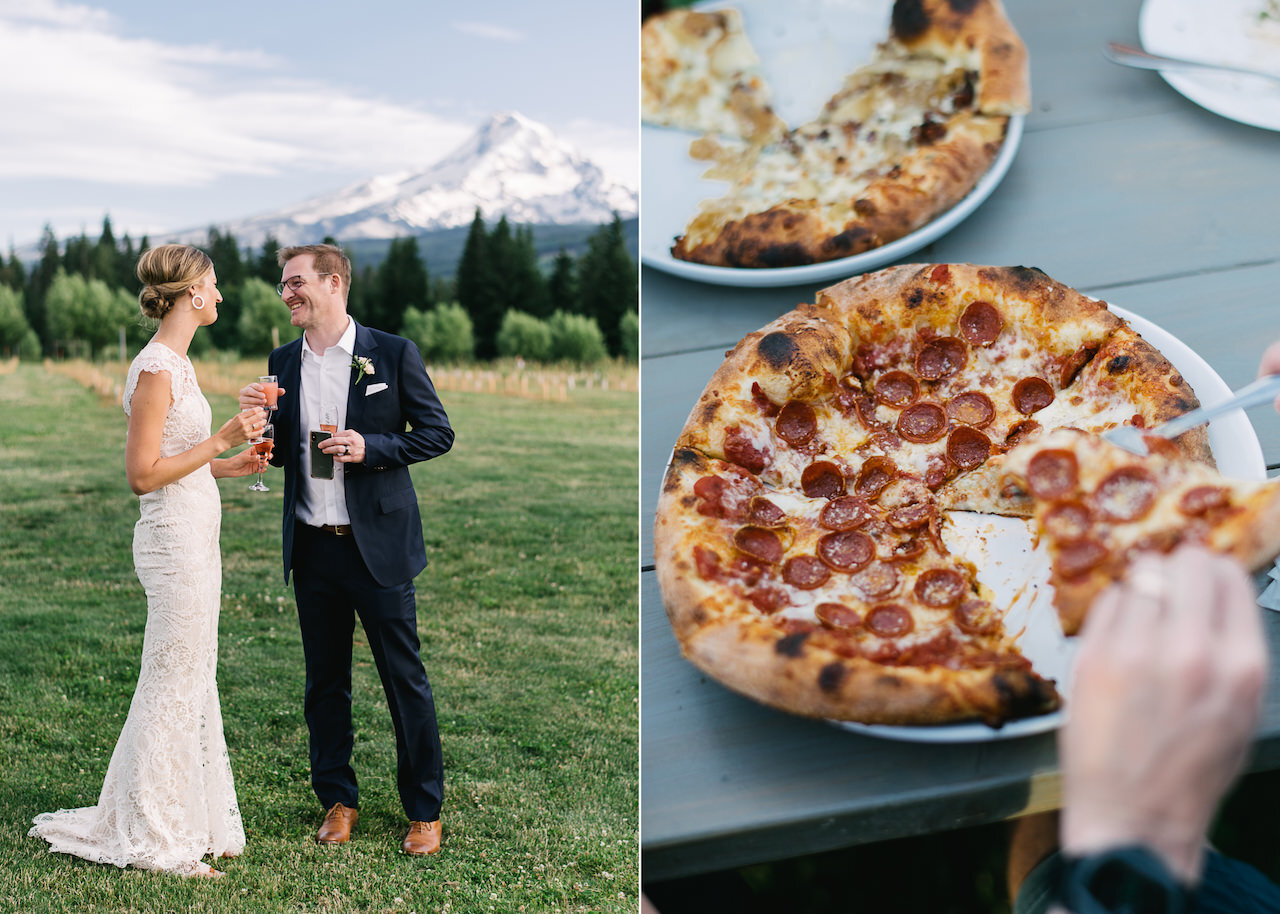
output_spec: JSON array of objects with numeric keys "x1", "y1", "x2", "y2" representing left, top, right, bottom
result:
[
  {"x1": 25, "y1": 225, "x2": 60, "y2": 343},
  {"x1": 577, "y1": 213, "x2": 637, "y2": 356},
  {"x1": 117, "y1": 234, "x2": 137, "y2": 292},
  {"x1": 456, "y1": 209, "x2": 503, "y2": 359},
  {"x1": 371, "y1": 236, "x2": 429, "y2": 333},
  {"x1": 509, "y1": 225, "x2": 550, "y2": 318},
  {"x1": 547, "y1": 248, "x2": 578, "y2": 314},
  {"x1": 63, "y1": 232, "x2": 91, "y2": 278},
  {"x1": 206, "y1": 227, "x2": 246, "y2": 350},
  {"x1": 91, "y1": 216, "x2": 118, "y2": 283},
  {"x1": 254, "y1": 234, "x2": 282, "y2": 285},
  {"x1": 1, "y1": 247, "x2": 26, "y2": 291}
]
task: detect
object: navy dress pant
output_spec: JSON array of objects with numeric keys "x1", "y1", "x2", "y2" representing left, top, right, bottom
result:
[{"x1": 291, "y1": 522, "x2": 443, "y2": 822}]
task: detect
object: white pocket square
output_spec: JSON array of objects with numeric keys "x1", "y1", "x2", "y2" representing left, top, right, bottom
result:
[{"x1": 365, "y1": 382, "x2": 388, "y2": 396}]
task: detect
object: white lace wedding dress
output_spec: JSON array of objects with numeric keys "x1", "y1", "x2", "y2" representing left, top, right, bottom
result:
[{"x1": 30, "y1": 341, "x2": 245, "y2": 874}]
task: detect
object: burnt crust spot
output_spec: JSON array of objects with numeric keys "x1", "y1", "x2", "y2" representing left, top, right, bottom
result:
[
  {"x1": 775, "y1": 631, "x2": 810, "y2": 657},
  {"x1": 891, "y1": 0, "x2": 930, "y2": 40},
  {"x1": 818, "y1": 661, "x2": 848, "y2": 693},
  {"x1": 1106, "y1": 355, "x2": 1132, "y2": 374},
  {"x1": 757, "y1": 331, "x2": 800, "y2": 370}
]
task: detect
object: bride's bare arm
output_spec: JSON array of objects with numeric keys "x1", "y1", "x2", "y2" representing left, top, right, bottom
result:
[{"x1": 125, "y1": 370, "x2": 261, "y2": 494}]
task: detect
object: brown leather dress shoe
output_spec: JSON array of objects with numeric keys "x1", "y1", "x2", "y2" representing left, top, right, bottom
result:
[
  {"x1": 401, "y1": 819, "x2": 442, "y2": 855},
  {"x1": 316, "y1": 803, "x2": 358, "y2": 845}
]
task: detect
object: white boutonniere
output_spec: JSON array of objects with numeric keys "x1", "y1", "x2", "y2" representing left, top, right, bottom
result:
[{"x1": 351, "y1": 355, "x2": 375, "y2": 385}]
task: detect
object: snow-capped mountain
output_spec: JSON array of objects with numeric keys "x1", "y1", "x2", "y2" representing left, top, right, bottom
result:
[{"x1": 208, "y1": 112, "x2": 636, "y2": 246}]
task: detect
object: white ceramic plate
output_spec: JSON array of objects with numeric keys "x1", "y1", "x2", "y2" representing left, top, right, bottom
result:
[
  {"x1": 837, "y1": 306, "x2": 1265, "y2": 743},
  {"x1": 1139, "y1": 0, "x2": 1280, "y2": 131},
  {"x1": 640, "y1": 0, "x2": 1025, "y2": 288}
]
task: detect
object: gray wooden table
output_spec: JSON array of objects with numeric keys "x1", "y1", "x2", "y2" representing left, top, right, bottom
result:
[{"x1": 640, "y1": 0, "x2": 1280, "y2": 883}]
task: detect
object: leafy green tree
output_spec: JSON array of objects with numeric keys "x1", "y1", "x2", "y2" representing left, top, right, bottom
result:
[
  {"x1": 371, "y1": 236, "x2": 430, "y2": 333},
  {"x1": 236, "y1": 277, "x2": 300, "y2": 354},
  {"x1": 547, "y1": 310, "x2": 607, "y2": 365},
  {"x1": 0, "y1": 285, "x2": 32, "y2": 356},
  {"x1": 402, "y1": 301, "x2": 474, "y2": 363},
  {"x1": 496, "y1": 310, "x2": 553, "y2": 362},
  {"x1": 619, "y1": 309, "x2": 639, "y2": 361},
  {"x1": 577, "y1": 213, "x2": 638, "y2": 356},
  {"x1": 45, "y1": 271, "x2": 137, "y2": 357}
]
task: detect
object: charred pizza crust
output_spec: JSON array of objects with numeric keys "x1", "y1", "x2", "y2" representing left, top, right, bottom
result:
[{"x1": 654, "y1": 263, "x2": 1252, "y2": 727}]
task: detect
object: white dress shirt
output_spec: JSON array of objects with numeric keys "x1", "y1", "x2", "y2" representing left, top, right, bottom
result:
[{"x1": 295, "y1": 318, "x2": 356, "y2": 527}]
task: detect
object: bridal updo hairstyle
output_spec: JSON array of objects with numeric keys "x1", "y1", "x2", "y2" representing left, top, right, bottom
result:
[{"x1": 136, "y1": 244, "x2": 213, "y2": 320}]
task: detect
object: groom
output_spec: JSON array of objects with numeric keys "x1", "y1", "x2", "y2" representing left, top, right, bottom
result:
[{"x1": 240, "y1": 243, "x2": 454, "y2": 855}]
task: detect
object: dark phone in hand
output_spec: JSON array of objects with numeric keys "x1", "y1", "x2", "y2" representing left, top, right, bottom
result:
[{"x1": 310, "y1": 430, "x2": 334, "y2": 479}]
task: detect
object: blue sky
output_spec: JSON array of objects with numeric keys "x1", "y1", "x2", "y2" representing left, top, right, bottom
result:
[{"x1": 0, "y1": 0, "x2": 639, "y2": 250}]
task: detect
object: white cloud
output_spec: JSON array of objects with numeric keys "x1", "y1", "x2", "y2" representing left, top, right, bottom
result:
[
  {"x1": 0, "y1": 2, "x2": 474, "y2": 187},
  {"x1": 451, "y1": 20, "x2": 526, "y2": 43}
]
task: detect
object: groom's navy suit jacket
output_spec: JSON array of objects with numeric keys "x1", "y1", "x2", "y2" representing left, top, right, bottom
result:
[{"x1": 267, "y1": 321, "x2": 454, "y2": 587}]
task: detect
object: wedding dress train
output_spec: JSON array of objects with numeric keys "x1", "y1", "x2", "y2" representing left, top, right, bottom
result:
[{"x1": 30, "y1": 342, "x2": 245, "y2": 874}]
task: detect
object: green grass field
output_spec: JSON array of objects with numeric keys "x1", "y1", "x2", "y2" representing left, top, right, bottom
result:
[{"x1": 0, "y1": 362, "x2": 638, "y2": 913}]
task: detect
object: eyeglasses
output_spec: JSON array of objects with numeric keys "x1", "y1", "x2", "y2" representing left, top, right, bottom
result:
[{"x1": 276, "y1": 272, "x2": 333, "y2": 297}]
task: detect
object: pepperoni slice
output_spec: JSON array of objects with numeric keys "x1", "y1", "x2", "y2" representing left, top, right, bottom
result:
[
  {"x1": 1054, "y1": 536, "x2": 1109, "y2": 579},
  {"x1": 817, "y1": 530, "x2": 875, "y2": 572},
  {"x1": 854, "y1": 456, "x2": 897, "y2": 498},
  {"x1": 887, "y1": 503, "x2": 934, "y2": 530},
  {"x1": 946, "y1": 426, "x2": 991, "y2": 470},
  {"x1": 885, "y1": 537, "x2": 926, "y2": 563},
  {"x1": 819, "y1": 495, "x2": 873, "y2": 530},
  {"x1": 733, "y1": 526, "x2": 783, "y2": 564},
  {"x1": 816, "y1": 603, "x2": 862, "y2": 632},
  {"x1": 1178, "y1": 485, "x2": 1230, "y2": 517},
  {"x1": 1027, "y1": 449, "x2": 1079, "y2": 499},
  {"x1": 852, "y1": 562, "x2": 899, "y2": 599},
  {"x1": 873, "y1": 370, "x2": 920, "y2": 408},
  {"x1": 959, "y1": 300, "x2": 1003, "y2": 346},
  {"x1": 782, "y1": 555, "x2": 831, "y2": 590},
  {"x1": 954, "y1": 598, "x2": 998, "y2": 635},
  {"x1": 929, "y1": 264, "x2": 951, "y2": 284},
  {"x1": 945, "y1": 391, "x2": 995, "y2": 428},
  {"x1": 724, "y1": 425, "x2": 769, "y2": 473},
  {"x1": 1093, "y1": 466, "x2": 1157, "y2": 522},
  {"x1": 1012, "y1": 377, "x2": 1055, "y2": 415},
  {"x1": 693, "y1": 545, "x2": 722, "y2": 581},
  {"x1": 915, "y1": 337, "x2": 967, "y2": 381},
  {"x1": 1005, "y1": 419, "x2": 1042, "y2": 448},
  {"x1": 801, "y1": 460, "x2": 846, "y2": 499},
  {"x1": 897, "y1": 402, "x2": 947, "y2": 443},
  {"x1": 747, "y1": 496, "x2": 787, "y2": 527},
  {"x1": 1042, "y1": 500, "x2": 1092, "y2": 541},
  {"x1": 866, "y1": 603, "x2": 914, "y2": 638},
  {"x1": 775, "y1": 399, "x2": 817, "y2": 446},
  {"x1": 913, "y1": 568, "x2": 967, "y2": 608}
]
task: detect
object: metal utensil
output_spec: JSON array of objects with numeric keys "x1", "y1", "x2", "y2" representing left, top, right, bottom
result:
[
  {"x1": 1104, "y1": 374, "x2": 1280, "y2": 456},
  {"x1": 1103, "y1": 41, "x2": 1280, "y2": 86}
]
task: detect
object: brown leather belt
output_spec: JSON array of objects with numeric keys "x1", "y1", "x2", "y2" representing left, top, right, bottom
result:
[{"x1": 316, "y1": 524, "x2": 353, "y2": 536}]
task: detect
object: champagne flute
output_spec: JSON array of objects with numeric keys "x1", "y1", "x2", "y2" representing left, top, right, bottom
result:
[
  {"x1": 259, "y1": 375, "x2": 280, "y2": 415},
  {"x1": 319, "y1": 405, "x2": 338, "y2": 435},
  {"x1": 249, "y1": 423, "x2": 274, "y2": 492}
]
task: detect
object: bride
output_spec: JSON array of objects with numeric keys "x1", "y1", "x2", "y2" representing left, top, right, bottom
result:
[{"x1": 30, "y1": 244, "x2": 265, "y2": 878}]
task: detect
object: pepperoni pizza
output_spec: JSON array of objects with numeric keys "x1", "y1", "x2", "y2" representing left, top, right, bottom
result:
[{"x1": 654, "y1": 263, "x2": 1280, "y2": 727}]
